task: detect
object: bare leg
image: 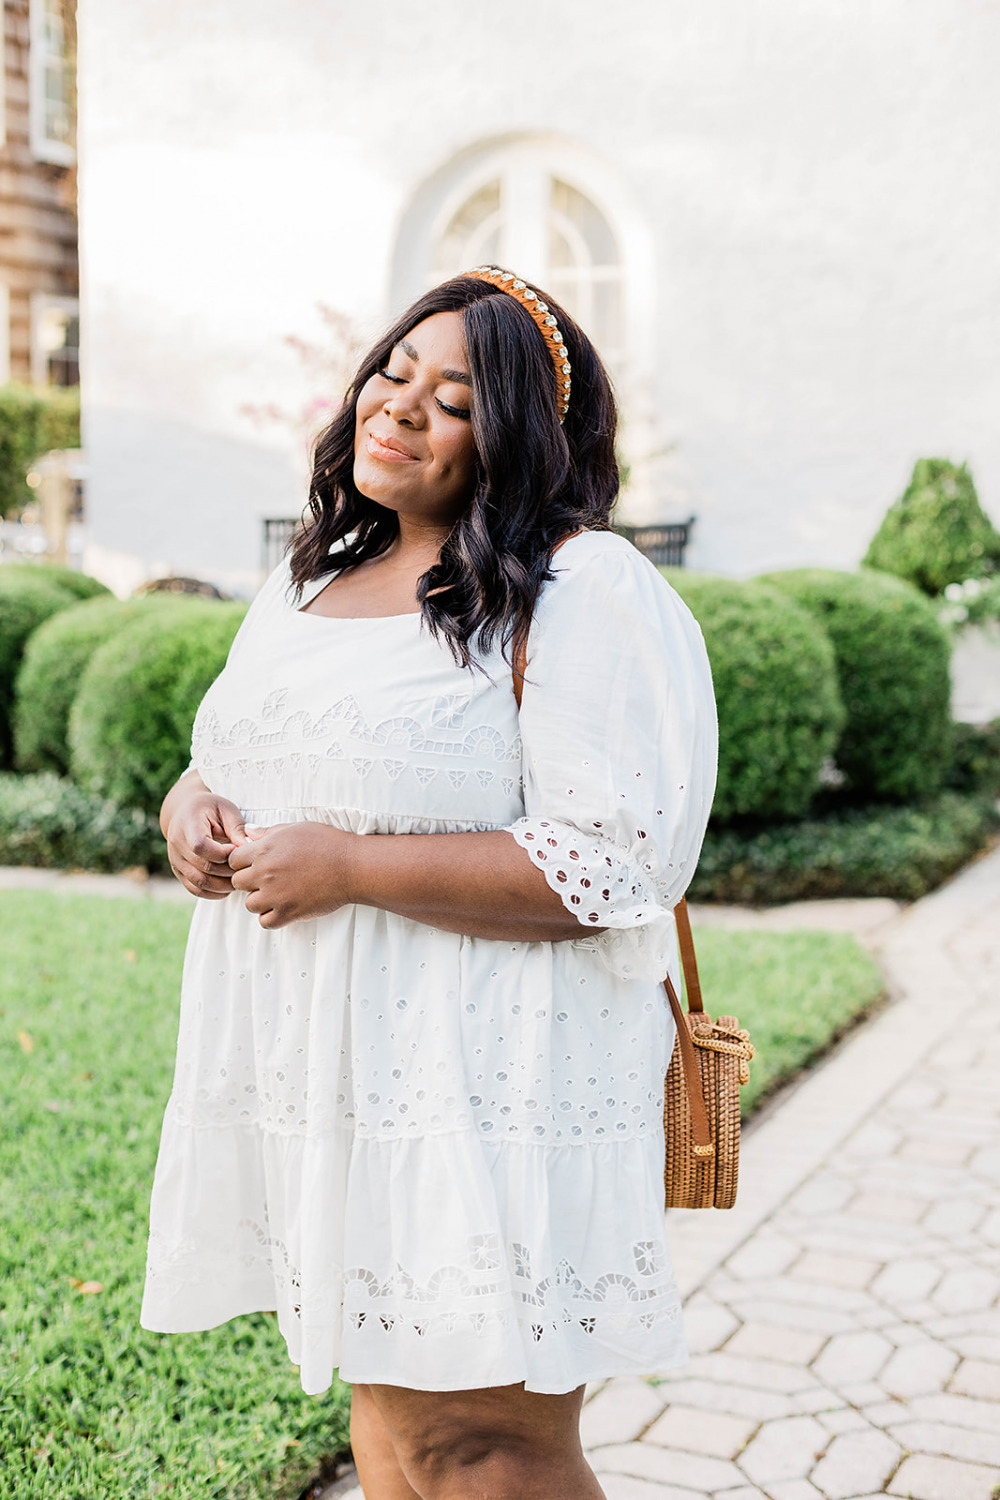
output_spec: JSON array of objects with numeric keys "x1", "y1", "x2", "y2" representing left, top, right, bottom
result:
[
  {"x1": 350, "y1": 1383, "x2": 423, "y2": 1500},
  {"x1": 365, "y1": 1381, "x2": 606, "y2": 1500}
]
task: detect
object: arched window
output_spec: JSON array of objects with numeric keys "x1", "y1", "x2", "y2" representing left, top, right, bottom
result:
[
  {"x1": 393, "y1": 137, "x2": 655, "y2": 514},
  {"x1": 427, "y1": 162, "x2": 625, "y2": 377}
]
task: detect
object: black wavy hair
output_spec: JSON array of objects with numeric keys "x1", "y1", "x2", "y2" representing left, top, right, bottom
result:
[{"x1": 289, "y1": 271, "x2": 619, "y2": 667}]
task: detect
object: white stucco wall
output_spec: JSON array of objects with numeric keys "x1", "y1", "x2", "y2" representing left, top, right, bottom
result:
[{"x1": 77, "y1": 0, "x2": 1000, "y2": 594}]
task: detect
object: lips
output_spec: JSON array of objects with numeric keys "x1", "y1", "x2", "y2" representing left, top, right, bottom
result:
[{"x1": 366, "y1": 430, "x2": 419, "y2": 462}]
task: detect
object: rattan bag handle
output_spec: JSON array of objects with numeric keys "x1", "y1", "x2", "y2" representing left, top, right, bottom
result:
[{"x1": 511, "y1": 535, "x2": 714, "y2": 1157}]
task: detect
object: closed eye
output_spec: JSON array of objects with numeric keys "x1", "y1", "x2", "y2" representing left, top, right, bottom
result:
[{"x1": 378, "y1": 367, "x2": 471, "y2": 420}]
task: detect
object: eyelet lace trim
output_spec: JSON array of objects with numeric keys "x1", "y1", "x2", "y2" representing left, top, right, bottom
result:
[
  {"x1": 145, "y1": 1225, "x2": 683, "y2": 1341},
  {"x1": 507, "y1": 816, "x2": 676, "y2": 980}
]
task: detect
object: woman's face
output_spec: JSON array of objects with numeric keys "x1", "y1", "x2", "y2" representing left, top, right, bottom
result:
[{"x1": 353, "y1": 310, "x2": 478, "y2": 528}]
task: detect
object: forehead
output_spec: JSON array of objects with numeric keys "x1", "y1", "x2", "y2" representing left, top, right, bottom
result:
[{"x1": 399, "y1": 310, "x2": 469, "y2": 370}]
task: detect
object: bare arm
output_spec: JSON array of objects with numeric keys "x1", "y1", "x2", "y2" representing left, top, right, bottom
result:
[{"x1": 227, "y1": 822, "x2": 591, "y2": 941}]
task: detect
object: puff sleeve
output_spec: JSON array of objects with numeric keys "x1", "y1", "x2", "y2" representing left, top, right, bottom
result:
[{"x1": 506, "y1": 534, "x2": 717, "y2": 979}]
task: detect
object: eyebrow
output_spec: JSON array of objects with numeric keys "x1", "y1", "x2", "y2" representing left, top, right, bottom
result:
[{"x1": 399, "y1": 338, "x2": 472, "y2": 387}]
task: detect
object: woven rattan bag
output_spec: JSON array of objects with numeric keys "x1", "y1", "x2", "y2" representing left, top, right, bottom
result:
[
  {"x1": 512, "y1": 537, "x2": 755, "y2": 1211},
  {"x1": 662, "y1": 899, "x2": 754, "y2": 1209}
]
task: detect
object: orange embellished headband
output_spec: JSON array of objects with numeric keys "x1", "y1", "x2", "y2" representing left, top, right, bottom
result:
[{"x1": 464, "y1": 266, "x2": 571, "y2": 422}]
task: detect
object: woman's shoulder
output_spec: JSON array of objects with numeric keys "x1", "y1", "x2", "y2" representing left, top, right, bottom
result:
[{"x1": 541, "y1": 529, "x2": 687, "y2": 612}]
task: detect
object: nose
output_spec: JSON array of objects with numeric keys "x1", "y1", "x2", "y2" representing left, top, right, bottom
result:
[{"x1": 384, "y1": 383, "x2": 426, "y2": 428}]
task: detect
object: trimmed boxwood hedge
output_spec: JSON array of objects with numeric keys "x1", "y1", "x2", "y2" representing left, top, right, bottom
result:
[
  {"x1": 661, "y1": 569, "x2": 845, "y2": 822},
  {"x1": 11, "y1": 563, "x2": 109, "y2": 603},
  {"x1": 690, "y1": 790, "x2": 997, "y2": 904},
  {"x1": 760, "y1": 567, "x2": 953, "y2": 803},
  {"x1": 14, "y1": 593, "x2": 187, "y2": 775},
  {"x1": 69, "y1": 601, "x2": 247, "y2": 816},
  {"x1": 864, "y1": 457, "x2": 1000, "y2": 595},
  {"x1": 0, "y1": 568, "x2": 82, "y2": 768}
]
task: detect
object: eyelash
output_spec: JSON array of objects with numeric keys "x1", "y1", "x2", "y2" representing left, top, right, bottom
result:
[{"x1": 377, "y1": 368, "x2": 471, "y2": 420}]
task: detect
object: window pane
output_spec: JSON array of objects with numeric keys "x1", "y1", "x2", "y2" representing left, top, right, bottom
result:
[
  {"x1": 434, "y1": 180, "x2": 502, "y2": 278},
  {"x1": 551, "y1": 180, "x2": 620, "y2": 267}
]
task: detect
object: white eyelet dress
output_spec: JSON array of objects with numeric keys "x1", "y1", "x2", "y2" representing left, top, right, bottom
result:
[{"x1": 140, "y1": 530, "x2": 718, "y2": 1396}]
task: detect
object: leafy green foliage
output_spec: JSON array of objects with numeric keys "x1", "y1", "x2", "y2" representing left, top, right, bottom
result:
[
  {"x1": 662, "y1": 570, "x2": 845, "y2": 823},
  {"x1": 0, "y1": 384, "x2": 81, "y2": 516},
  {"x1": 69, "y1": 602, "x2": 247, "y2": 816},
  {"x1": 946, "y1": 718, "x2": 1000, "y2": 799},
  {"x1": 11, "y1": 563, "x2": 109, "y2": 602},
  {"x1": 0, "y1": 891, "x2": 351, "y2": 1500},
  {"x1": 695, "y1": 927, "x2": 884, "y2": 1117},
  {"x1": 690, "y1": 790, "x2": 997, "y2": 904},
  {"x1": 15, "y1": 595, "x2": 185, "y2": 775},
  {"x1": 0, "y1": 772, "x2": 163, "y2": 871},
  {"x1": 760, "y1": 568, "x2": 953, "y2": 802},
  {"x1": 863, "y1": 457, "x2": 1000, "y2": 595},
  {"x1": 0, "y1": 568, "x2": 81, "y2": 767}
]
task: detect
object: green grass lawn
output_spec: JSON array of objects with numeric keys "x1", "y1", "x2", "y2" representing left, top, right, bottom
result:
[{"x1": 1, "y1": 890, "x2": 884, "y2": 1498}]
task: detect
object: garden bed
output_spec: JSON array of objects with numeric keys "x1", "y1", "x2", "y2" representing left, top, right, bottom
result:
[{"x1": 1, "y1": 888, "x2": 884, "y2": 1498}]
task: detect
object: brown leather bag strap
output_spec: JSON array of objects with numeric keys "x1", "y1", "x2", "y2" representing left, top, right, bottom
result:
[
  {"x1": 510, "y1": 528, "x2": 713, "y2": 1153},
  {"x1": 663, "y1": 971, "x2": 714, "y2": 1154},
  {"x1": 673, "y1": 896, "x2": 704, "y2": 1014}
]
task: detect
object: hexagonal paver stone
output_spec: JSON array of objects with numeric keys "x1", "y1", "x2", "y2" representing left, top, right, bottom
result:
[
  {"x1": 738, "y1": 1414, "x2": 828, "y2": 1486},
  {"x1": 871, "y1": 1257, "x2": 942, "y2": 1304},
  {"x1": 643, "y1": 1403, "x2": 757, "y2": 1459},
  {"x1": 599, "y1": 1476, "x2": 700, "y2": 1500},
  {"x1": 725, "y1": 1232, "x2": 800, "y2": 1280},
  {"x1": 809, "y1": 1427, "x2": 902, "y2": 1499},
  {"x1": 888, "y1": 1452, "x2": 1000, "y2": 1499},
  {"x1": 792, "y1": 1251, "x2": 881, "y2": 1289},
  {"x1": 724, "y1": 1323, "x2": 827, "y2": 1366},
  {"x1": 950, "y1": 1358, "x2": 1000, "y2": 1400},
  {"x1": 578, "y1": 1378, "x2": 666, "y2": 1447},
  {"x1": 812, "y1": 1330, "x2": 893, "y2": 1387},
  {"x1": 879, "y1": 1338, "x2": 960, "y2": 1398},
  {"x1": 933, "y1": 1268, "x2": 1000, "y2": 1314},
  {"x1": 588, "y1": 1441, "x2": 743, "y2": 1493},
  {"x1": 679, "y1": 1294, "x2": 741, "y2": 1354},
  {"x1": 848, "y1": 1191, "x2": 927, "y2": 1223}
]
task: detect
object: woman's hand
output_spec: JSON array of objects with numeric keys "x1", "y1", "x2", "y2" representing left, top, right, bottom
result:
[
  {"x1": 228, "y1": 823, "x2": 358, "y2": 929},
  {"x1": 162, "y1": 776, "x2": 249, "y2": 900}
]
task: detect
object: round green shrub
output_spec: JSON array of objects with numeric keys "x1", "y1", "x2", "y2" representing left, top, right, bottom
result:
[
  {"x1": 662, "y1": 570, "x2": 845, "y2": 822},
  {"x1": 14, "y1": 593, "x2": 188, "y2": 775},
  {"x1": 863, "y1": 457, "x2": 1000, "y2": 595},
  {"x1": 13, "y1": 562, "x2": 110, "y2": 602},
  {"x1": 761, "y1": 568, "x2": 953, "y2": 802},
  {"x1": 0, "y1": 567, "x2": 80, "y2": 767},
  {"x1": 68, "y1": 601, "x2": 247, "y2": 816}
]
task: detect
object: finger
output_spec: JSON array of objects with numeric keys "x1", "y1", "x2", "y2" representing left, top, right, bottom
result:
[
  {"x1": 259, "y1": 909, "x2": 288, "y2": 929},
  {"x1": 228, "y1": 842, "x2": 254, "y2": 871},
  {"x1": 218, "y1": 804, "x2": 249, "y2": 847},
  {"x1": 190, "y1": 833, "x2": 238, "y2": 867},
  {"x1": 244, "y1": 890, "x2": 272, "y2": 916},
  {"x1": 244, "y1": 826, "x2": 269, "y2": 842},
  {"x1": 174, "y1": 872, "x2": 232, "y2": 900},
  {"x1": 229, "y1": 865, "x2": 256, "y2": 892},
  {"x1": 172, "y1": 863, "x2": 235, "y2": 897}
]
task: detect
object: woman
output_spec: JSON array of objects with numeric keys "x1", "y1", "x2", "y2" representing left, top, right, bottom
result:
[{"x1": 143, "y1": 268, "x2": 717, "y2": 1500}]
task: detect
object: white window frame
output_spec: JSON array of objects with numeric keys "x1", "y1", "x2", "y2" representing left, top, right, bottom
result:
[
  {"x1": 29, "y1": 0, "x2": 75, "y2": 167},
  {"x1": 30, "y1": 292, "x2": 79, "y2": 386},
  {"x1": 392, "y1": 136, "x2": 657, "y2": 513}
]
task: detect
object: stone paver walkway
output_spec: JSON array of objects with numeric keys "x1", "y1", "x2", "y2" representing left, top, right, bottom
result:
[{"x1": 4, "y1": 857, "x2": 998, "y2": 1499}]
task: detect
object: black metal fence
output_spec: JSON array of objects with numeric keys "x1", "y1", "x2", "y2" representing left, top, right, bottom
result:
[
  {"x1": 614, "y1": 519, "x2": 694, "y2": 568},
  {"x1": 262, "y1": 516, "x2": 695, "y2": 575},
  {"x1": 262, "y1": 518, "x2": 299, "y2": 574}
]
